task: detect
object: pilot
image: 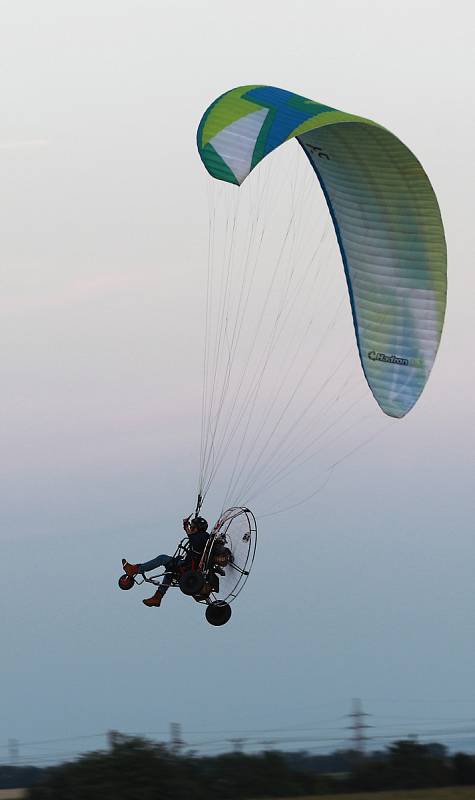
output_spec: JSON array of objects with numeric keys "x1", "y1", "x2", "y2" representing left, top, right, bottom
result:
[{"x1": 122, "y1": 516, "x2": 210, "y2": 607}]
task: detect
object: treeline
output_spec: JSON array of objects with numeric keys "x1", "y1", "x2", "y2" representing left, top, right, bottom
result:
[
  {"x1": 0, "y1": 766, "x2": 43, "y2": 790},
  {"x1": 349, "y1": 740, "x2": 475, "y2": 792},
  {"x1": 2, "y1": 735, "x2": 474, "y2": 798}
]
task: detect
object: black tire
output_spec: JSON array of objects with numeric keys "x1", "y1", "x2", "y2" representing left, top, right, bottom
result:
[
  {"x1": 118, "y1": 574, "x2": 135, "y2": 590},
  {"x1": 179, "y1": 570, "x2": 205, "y2": 596},
  {"x1": 205, "y1": 601, "x2": 232, "y2": 626}
]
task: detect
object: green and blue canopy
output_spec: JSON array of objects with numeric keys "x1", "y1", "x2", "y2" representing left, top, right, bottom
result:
[{"x1": 197, "y1": 85, "x2": 447, "y2": 419}]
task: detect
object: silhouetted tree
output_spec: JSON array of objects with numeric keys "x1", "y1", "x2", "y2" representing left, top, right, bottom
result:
[
  {"x1": 24, "y1": 735, "x2": 475, "y2": 799},
  {"x1": 453, "y1": 752, "x2": 475, "y2": 785}
]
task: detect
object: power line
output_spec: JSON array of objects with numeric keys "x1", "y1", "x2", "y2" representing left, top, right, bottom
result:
[
  {"x1": 5, "y1": 711, "x2": 475, "y2": 767},
  {"x1": 346, "y1": 698, "x2": 371, "y2": 755},
  {"x1": 8, "y1": 739, "x2": 19, "y2": 765}
]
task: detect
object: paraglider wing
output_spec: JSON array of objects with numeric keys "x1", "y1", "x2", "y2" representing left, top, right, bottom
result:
[{"x1": 197, "y1": 85, "x2": 447, "y2": 418}]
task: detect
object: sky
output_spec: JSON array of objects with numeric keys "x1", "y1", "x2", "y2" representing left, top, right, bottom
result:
[{"x1": 1, "y1": 0, "x2": 475, "y2": 767}]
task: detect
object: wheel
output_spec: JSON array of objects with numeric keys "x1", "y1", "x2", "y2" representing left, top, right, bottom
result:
[
  {"x1": 205, "y1": 601, "x2": 232, "y2": 626},
  {"x1": 118, "y1": 574, "x2": 135, "y2": 590},
  {"x1": 179, "y1": 570, "x2": 205, "y2": 596}
]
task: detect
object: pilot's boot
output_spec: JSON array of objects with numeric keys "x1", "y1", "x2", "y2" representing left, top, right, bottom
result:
[
  {"x1": 122, "y1": 558, "x2": 140, "y2": 577},
  {"x1": 143, "y1": 589, "x2": 163, "y2": 608}
]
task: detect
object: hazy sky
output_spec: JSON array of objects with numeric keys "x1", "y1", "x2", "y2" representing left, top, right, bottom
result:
[{"x1": 1, "y1": 0, "x2": 474, "y2": 767}]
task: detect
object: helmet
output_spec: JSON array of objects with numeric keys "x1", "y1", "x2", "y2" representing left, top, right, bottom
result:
[{"x1": 191, "y1": 516, "x2": 208, "y2": 532}]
